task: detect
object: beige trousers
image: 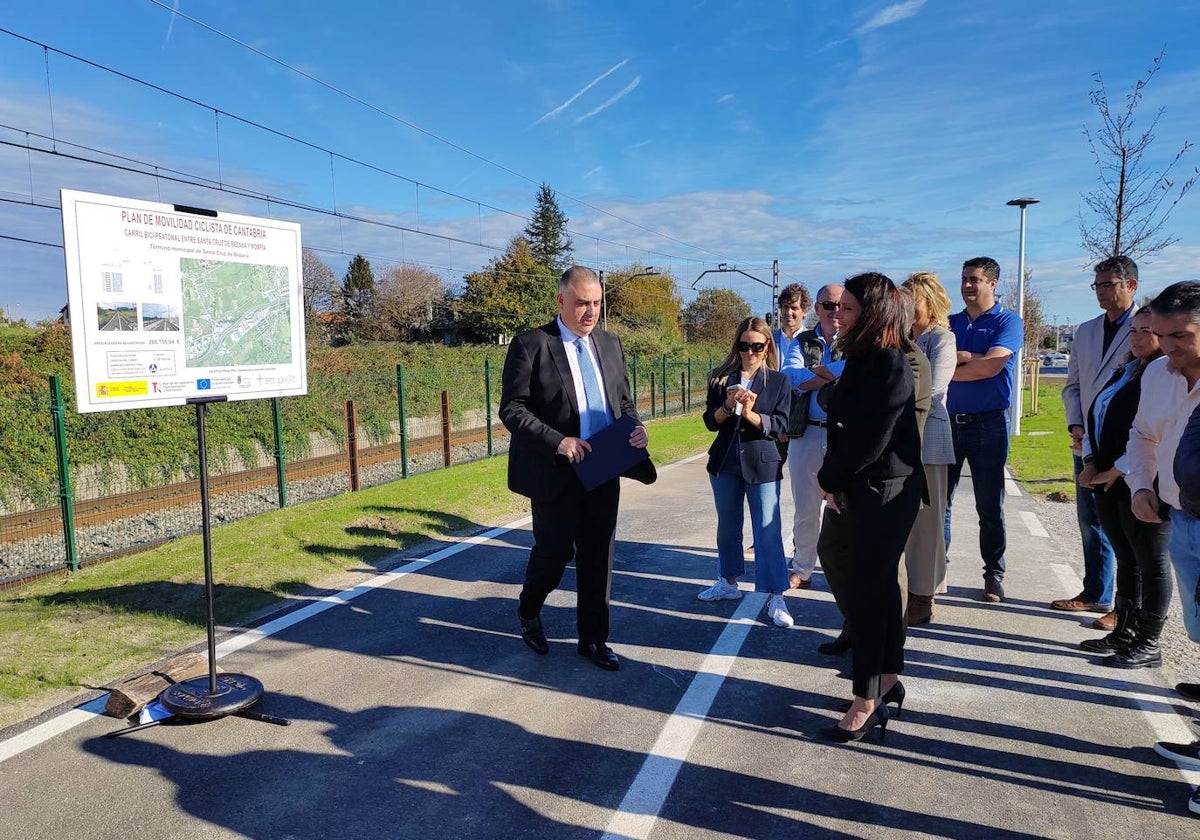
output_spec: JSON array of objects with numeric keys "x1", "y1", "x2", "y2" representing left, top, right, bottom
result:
[{"x1": 903, "y1": 463, "x2": 949, "y2": 598}]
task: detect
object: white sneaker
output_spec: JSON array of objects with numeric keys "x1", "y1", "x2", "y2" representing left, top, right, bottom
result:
[
  {"x1": 698, "y1": 579, "x2": 742, "y2": 601},
  {"x1": 767, "y1": 594, "x2": 794, "y2": 628}
]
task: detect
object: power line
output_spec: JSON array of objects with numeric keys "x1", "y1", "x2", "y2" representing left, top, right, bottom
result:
[
  {"x1": 0, "y1": 26, "x2": 734, "y2": 269},
  {"x1": 139, "y1": 3, "x2": 736, "y2": 262}
]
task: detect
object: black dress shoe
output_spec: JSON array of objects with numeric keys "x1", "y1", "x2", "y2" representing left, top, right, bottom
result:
[
  {"x1": 818, "y1": 634, "x2": 852, "y2": 656},
  {"x1": 821, "y1": 703, "x2": 889, "y2": 743},
  {"x1": 519, "y1": 613, "x2": 549, "y2": 655},
  {"x1": 1177, "y1": 682, "x2": 1200, "y2": 702},
  {"x1": 578, "y1": 642, "x2": 620, "y2": 671}
]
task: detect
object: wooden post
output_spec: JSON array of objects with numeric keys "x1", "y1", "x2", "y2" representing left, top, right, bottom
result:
[
  {"x1": 345, "y1": 400, "x2": 360, "y2": 491},
  {"x1": 104, "y1": 652, "x2": 218, "y2": 718},
  {"x1": 441, "y1": 390, "x2": 452, "y2": 468}
]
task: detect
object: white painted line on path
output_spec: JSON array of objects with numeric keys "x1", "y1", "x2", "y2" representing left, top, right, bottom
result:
[
  {"x1": 1048, "y1": 562, "x2": 1083, "y2": 598},
  {"x1": 1019, "y1": 510, "x2": 1050, "y2": 539},
  {"x1": 1004, "y1": 468, "x2": 1022, "y2": 498},
  {"x1": 0, "y1": 516, "x2": 532, "y2": 765},
  {"x1": 600, "y1": 593, "x2": 767, "y2": 840},
  {"x1": 0, "y1": 451, "x2": 705, "y2": 764}
]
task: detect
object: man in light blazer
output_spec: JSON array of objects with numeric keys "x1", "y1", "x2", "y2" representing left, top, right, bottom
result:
[
  {"x1": 500, "y1": 266, "x2": 656, "y2": 672},
  {"x1": 1054, "y1": 255, "x2": 1139, "y2": 629}
]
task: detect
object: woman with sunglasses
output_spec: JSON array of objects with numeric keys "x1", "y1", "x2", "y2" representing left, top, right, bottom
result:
[
  {"x1": 699, "y1": 316, "x2": 795, "y2": 628},
  {"x1": 818, "y1": 273, "x2": 923, "y2": 741}
]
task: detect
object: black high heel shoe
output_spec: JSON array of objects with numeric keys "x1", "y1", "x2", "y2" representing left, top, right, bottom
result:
[
  {"x1": 821, "y1": 702, "x2": 890, "y2": 743},
  {"x1": 835, "y1": 681, "x2": 905, "y2": 718}
]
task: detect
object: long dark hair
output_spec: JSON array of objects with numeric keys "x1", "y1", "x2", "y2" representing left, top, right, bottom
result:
[{"x1": 837, "y1": 272, "x2": 916, "y2": 357}]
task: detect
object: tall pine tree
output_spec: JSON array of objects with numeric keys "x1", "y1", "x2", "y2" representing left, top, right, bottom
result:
[
  {"x1": 338, "y1": 254, "x2": 376, "y2": 343},
  {"x1": 523, "y1": 184, "x2": 574, "y2": 274}
]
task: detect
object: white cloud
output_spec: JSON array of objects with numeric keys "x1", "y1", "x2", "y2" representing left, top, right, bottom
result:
[
  {"x1": 573, "y1": 76, "x2": 641, "y2": 125},
  {"x1": 857, "y1": 0, "x2": 927, "y2": 35},
  {"x1": 717, "y1": 93, "x2": 735, "y2": 105},
  {"x1": 534, "y1": 59, "x2": 629, "y2": 124}
]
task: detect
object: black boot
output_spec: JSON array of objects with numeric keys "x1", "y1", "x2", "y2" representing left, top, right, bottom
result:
[
  {"x1": 1104, "y1": 611, "x2": 1165, "y2": 669},
  {"x1": 1080, "y1": 598, "x2": 1136, "y2": 654}
]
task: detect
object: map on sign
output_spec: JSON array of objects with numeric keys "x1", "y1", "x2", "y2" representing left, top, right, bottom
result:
[
  {"x1": 61, "y1": 189, "x2": 307, "y2": 413},
  {"x1": 182, "y1": 259, "x2": 293, "y2": 366}
]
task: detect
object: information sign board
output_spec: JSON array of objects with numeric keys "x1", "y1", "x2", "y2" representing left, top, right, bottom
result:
[{"x1": 60, "y1": 190, "x2": 307, "y2": 412}]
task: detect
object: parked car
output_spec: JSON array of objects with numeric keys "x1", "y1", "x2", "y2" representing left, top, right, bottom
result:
[{"x1": 1043, "y1": 353, "x2": 1069, "y2": 367}]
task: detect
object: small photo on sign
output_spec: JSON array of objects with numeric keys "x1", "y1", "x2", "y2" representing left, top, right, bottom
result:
[
  {"x1": 97, "y1": 302, "x2": 138, "y2": 331},
  {"x1": 142, "y1": 302, "x2": 180, "y2": 331}
]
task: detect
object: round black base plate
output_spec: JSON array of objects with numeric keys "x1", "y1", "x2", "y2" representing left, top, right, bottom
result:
[{"x1": 159, "y1": 673, "x2": 264, "y2": 719}]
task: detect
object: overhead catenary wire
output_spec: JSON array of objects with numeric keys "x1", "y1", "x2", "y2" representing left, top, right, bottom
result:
[
  {"x1": 0, "y1": 25, "x2": 741, "y2": 269},
  {"x1": 141, "y1": 1, "x2": 736, "y2": 263}
]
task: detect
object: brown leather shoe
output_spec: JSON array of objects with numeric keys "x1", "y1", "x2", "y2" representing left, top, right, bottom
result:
[
  {"x1": 907, "y1": 594, "x2": 934, "y2": 626},
  {"x1": 788, "y1": 572, "x2": 812, "y2": 590},
  {"x1": 1092, "y1": 610, "x2": 1118, "y2": 631},
  {"x1": 1051, "y1": 593, "x2": 1108, "y2": 612}
]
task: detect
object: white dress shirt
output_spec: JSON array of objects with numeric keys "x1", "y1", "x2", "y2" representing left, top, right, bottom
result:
[
  {"x1": 557, "y1": 317, "x2": 610, "y2": 438},
  {"x1": 1126, "y1": 356, "x2": 1200, "y2": 508}
]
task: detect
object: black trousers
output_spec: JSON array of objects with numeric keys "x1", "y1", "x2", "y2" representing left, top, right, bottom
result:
[
  {"x1": 845, "y1": 473, "x2": 922, "y2": 699},
  {"x1": 518, "y1": 478, "x2": 620, "y2": 645},
  {"x1": 1095, "y1": 480, "x2": 1173, "y2": 616},
  {"x1": 818, "y1": 502, "x2": 853, "y2": 633}
]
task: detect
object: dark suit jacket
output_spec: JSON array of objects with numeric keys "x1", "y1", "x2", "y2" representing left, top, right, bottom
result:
[
  {"x1": 818, "y1": 347, "x2": 922, "y2": 494},
  {"x1": 499, "y1": 321, "x2": 656, "y2": 501},
  {"x1": 703, "y1": 367, "x2": 791, "y2": 484}
]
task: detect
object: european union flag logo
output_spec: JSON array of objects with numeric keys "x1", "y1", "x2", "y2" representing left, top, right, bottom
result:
[{"x1": 197, "y1": 379, "x2": 211, "y2": 390}]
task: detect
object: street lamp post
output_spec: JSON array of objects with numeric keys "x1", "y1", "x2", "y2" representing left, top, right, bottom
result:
[
  {"x1": 1006, "y1": 197, "x2": 1040, "y2": 437},
  {"x1": 601, "y1": 267, "x2": 659, "y2": 332}
]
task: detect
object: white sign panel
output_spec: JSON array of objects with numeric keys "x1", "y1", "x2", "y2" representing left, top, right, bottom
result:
[{"x1": 60, "y1": 190, "x2": 307, "y2": 412}]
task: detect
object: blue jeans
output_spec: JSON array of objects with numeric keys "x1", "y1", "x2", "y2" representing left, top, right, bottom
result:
[
  {"x1": 946, "y1": 411, "x2": 1008, "y2": 581},
  {"x1": 1073, "y1": 454, "x2": 1115, "y2": 604},
  {"x1": 1168, "y1": 508, "x2": 1200, "y2": 643},
  {"x1": 710, "y1": 472, "x2": 789, "y2": 593}
]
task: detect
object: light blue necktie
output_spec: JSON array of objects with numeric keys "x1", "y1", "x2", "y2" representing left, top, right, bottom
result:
[{"x1": 575, "y1": 337, "x2": 610, "y2": 437}]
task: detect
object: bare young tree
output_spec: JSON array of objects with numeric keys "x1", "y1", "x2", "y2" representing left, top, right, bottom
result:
[
  {"x1": 997, "y1": 269, "x2": 1044, "y2": 357},
  {"x1": 370, "y1": 263, "x2": 449, "y2": 342},
  {"x1": 1079, "y1": 51, "x2": 1199, "y2": 261}
]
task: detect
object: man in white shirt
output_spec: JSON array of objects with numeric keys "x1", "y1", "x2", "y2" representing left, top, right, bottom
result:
[
  {"x1": 1124, "y1": 281, "x2": 1200, "y2": 814},
  {"x1": 781, "y1": 284, "x2": 844, "y2": 592}
]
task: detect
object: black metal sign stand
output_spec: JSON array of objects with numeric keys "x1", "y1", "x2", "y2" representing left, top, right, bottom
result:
[{"x1": 109, "y1": 396, "x2": 288, "y2": 736}]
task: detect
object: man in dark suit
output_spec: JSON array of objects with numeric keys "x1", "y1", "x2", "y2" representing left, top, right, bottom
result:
[{"x1": 500, "y1": 265, "x2": 655, "y2": 671}]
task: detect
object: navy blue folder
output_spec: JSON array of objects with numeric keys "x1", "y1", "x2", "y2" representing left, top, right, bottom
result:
[{"x1": 571, "y1": 414, "x2": 649, "y2": 491}]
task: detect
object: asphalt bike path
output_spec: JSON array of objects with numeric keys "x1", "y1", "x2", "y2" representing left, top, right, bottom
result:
[{"x1": 1, "y1": 453, "x2": 1198, "y2": 838}]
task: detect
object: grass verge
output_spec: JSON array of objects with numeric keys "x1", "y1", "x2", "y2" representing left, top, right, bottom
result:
[
  {"x1": 0, "y1": 413, "x2": 713, "y2": 731},
  {"x1": 1007, "y1": 380, "x2": 1076, "y2": 500}
]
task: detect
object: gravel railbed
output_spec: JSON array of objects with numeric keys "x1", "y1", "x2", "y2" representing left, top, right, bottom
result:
[{"x1": 0, "y1": 439, "x2": 506, "y2": 582}]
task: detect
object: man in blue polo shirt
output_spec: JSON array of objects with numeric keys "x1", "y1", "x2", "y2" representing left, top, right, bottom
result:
[{"x1": 946, "y1": 256, "x2": 1024, "y2": 603}]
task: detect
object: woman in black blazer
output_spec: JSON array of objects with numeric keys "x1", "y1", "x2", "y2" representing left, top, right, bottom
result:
[
  {"x1": 817, "y1": 273, "x2": 923, "y2": 742},
  {"x1": 700, "y1": 316, "x2": 794, "y2": 628},
  {"x1": 1078, "y1": 309, "x2": 1172, "y2": 666}
]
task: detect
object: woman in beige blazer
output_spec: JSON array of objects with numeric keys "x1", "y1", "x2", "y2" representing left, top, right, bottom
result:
[{"x1": 902, "y1": 272, "x2": 958, "y2": 624}]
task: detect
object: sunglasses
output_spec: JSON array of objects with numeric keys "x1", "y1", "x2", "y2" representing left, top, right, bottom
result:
[
  {"x1": 1090, "y1": 280, "x2": 1127, "y2": 291},
  {"x1": 737, "y1": 341, "x2": 767, "y2": 353},
  {"x1": 818, "y1": 301, "x2": 841, "y2": 311}
]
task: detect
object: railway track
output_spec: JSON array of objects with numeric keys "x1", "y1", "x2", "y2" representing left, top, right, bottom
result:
[{"x1": 0, "y1": 425, "x2": 510, "y2": 543}]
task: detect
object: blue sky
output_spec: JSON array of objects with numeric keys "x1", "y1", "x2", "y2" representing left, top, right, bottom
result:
[{"x1": 3, "y1": 0, "x2": 1200, "y2": 326}]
